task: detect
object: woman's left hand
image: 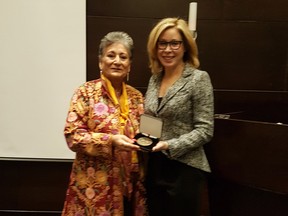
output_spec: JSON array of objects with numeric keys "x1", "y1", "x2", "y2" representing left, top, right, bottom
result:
[{"x1": 152, "y1": 141, "x2": 169, "y2": 152}]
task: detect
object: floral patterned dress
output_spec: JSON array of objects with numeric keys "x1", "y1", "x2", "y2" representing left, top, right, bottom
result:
[{"x1": 61, "y1": 78, "x2": 147, "y2": 216}]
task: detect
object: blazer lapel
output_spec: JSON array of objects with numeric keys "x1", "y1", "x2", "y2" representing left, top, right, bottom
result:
[
  {"x1": 157, "y1": 77, "x2": 187, "y2": 112},
  {"x1": 157, "y1": 66, "x2": 194, "y2": 113}
]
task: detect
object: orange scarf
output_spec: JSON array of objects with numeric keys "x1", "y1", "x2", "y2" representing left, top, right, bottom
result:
[
  {"x1": 101, "y1": 73, "x2": 129, "y2": 133},
  {"x1": 101, "y1": 74, "x2": 138, "y2": 165}
]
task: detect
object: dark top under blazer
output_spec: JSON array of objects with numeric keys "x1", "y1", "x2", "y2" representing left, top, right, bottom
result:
[{"x1": 144, "y1": 64, "x2": 214, "y2": 172}]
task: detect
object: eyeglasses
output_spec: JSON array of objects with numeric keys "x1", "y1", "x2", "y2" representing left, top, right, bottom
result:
[{"x1": 157, "y1": 40, "x2": 183, "y2": 50}]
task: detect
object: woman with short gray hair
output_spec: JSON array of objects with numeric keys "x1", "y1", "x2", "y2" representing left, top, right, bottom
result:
[{"x1": 62, "y1": 31, "x2": 147, "y2": 216}]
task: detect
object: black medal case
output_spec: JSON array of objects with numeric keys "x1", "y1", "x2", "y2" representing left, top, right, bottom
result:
[{"x1": 134, "y1": 114, "x2": 163, "y2": 151}]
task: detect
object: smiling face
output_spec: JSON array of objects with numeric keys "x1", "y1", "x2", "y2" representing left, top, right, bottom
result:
[
  {"x1": 99, "y1": 42, "x2": 131, "y2": 83},
  {"x1": 157, "y1": 27, "x2": 185, "y2": 71}
]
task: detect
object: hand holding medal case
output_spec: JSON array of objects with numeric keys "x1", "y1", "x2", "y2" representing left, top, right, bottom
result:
[{"x1": 134, "y1": 114, "x2": 163, "y2": 151}]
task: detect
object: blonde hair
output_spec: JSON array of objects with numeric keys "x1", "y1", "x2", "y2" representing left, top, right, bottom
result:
[{"x1": 147, "y1": 17, "x2": 200, "y2": 74}]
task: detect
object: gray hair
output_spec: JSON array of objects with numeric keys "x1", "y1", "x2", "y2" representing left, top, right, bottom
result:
[{"x1": 98, "y1": 31, "x2": 134, "y2": 60}]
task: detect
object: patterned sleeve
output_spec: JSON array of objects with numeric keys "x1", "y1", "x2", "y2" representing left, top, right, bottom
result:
[{"x1": 63, "y1": 82, "x2": 113, "y2": 158}]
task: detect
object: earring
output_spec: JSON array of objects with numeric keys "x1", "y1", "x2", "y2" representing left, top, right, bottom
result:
[{"x1": 126, "y1": 73, "x2": 129, "y2": 82}]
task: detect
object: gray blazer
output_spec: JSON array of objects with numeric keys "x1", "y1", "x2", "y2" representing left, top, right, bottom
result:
[{"x1": 144, "y1": 64, "x2": 214, "y2": 172}]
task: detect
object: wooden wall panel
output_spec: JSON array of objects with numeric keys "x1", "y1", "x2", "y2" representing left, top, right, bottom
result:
[
  {"x1": 214, "y1": 90, "x2": 288, "y2": 122},
  {"x1": 0, "y1": 160, "x2": 71, "y2": 214},
  {"x1": 208, "y1": 177, "x2": 288, "y2": 216},
  {"x1": 198, "y1": 21, "x2": 288, "y2": 90},
  {"x1": 205, "y1": 118, "x2": 288, "y2": 216},
  {"x1": 87, "y1": 0, "x2": 191, "y2": 19},
  {"x1": 222, "y1": 0, "x2": 288, "y2": 21},
  {"x1": 87, "y1": 0, "x2": 288, "y2": 21},
  {"x1": 206, "y1": 119, "x2": 288, "y2": 193}
]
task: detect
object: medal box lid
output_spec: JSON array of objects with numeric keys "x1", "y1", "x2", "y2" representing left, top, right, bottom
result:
[{"x1": 139, "y1": 114, "x2": 163, "y2": 138}]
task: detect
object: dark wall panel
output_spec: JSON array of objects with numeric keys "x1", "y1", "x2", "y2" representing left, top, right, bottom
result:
[
  {"x1": 197, "y1": 21, "x2": 288, "y2": 90},
  {"x1": 222, "y1": 0, "x2": 288, "y2": 21},
  {"x1": 206, "y1": 119, "x2": 288, "y2": 193},
  {"x1": 0, "y1": 160, "x2": 71, "y2": 214},
  {"x1": 208, "y1": 177, "x2": 288, "y2": 216},
  {"x1": 87, "y1": 0, "x2": 288, "y2": 21},
  {"x1": 206, "y1": 118, "x2": 288, "y2": 216},
  {"x1": 87, "y1": 0, "x2": 191, "y2": 19},
  {"x1": 214, "y1": 90, "x2": 288, "y2": 123}
]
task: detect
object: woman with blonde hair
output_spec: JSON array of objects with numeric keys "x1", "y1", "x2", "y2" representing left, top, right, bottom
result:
[{"x1": 145, "y1": 17, "x2": 214, "y2": 216}]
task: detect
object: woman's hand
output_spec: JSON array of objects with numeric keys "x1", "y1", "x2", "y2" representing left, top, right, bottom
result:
[
  {"x1": 152, "y1": 141, "x2": 169, "y2": 152},
  {"x1": 111, "y1": 134, "x2": 140, "y2": 151}
]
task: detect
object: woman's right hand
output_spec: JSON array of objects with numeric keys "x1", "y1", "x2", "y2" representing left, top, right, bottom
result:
[{"x1": 111, "y1": 134, "x2": 140, "y2": 151}]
